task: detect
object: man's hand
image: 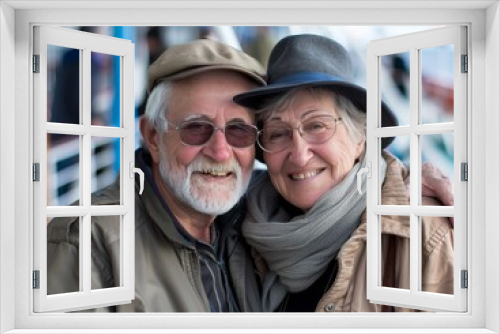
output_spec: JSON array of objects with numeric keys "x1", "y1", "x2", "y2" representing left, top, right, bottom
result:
[{"x1": 405, "y1": 162, "x2": 454, "y2": 226}]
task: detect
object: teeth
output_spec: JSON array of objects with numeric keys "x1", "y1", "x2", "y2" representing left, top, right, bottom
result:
[
  {"x1": 291, "y1": 169, "x2": 320, "y2": 180},
  {"x1": 206, "y1": 171, "x2": 230, "y2": 177},
  {"x1": 198, "y1": 168, "x2": 232, "y2": 177}
]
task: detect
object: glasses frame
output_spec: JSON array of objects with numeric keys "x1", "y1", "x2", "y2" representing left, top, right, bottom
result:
[
  {"x1": 257, "y1": 115, "x2": 343, "y2": 154},
  {"x1": 166, "y1": 118, "x2": 259, "y2": 149}
]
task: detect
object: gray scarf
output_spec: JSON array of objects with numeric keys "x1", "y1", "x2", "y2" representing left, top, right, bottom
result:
[{"x1": 242, "y1": 155, "x2": 387, "y2": 311}]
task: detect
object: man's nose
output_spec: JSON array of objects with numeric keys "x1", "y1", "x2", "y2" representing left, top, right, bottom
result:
[{"x1": 201, "y1": 128, "x2": 232, "y2": 162}]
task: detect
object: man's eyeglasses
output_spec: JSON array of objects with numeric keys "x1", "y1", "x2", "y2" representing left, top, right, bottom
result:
[
  {"x1": 257, "y1": 115, "x2": 343, "y2": 153},
  {"x1": 167, "y1": 119, "x2": 258, "y2": 149}
]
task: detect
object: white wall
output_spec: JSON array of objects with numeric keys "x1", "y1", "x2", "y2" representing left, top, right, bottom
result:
[
  {"x1": 0, "y1": 2, "x2": 16, "y2": 333},
  {"x1": 486, "y1": 2, "x2": 500, "y2": 333},
  {"x1": 0, "y1": 2, "x2": 499, "y2": 333}
]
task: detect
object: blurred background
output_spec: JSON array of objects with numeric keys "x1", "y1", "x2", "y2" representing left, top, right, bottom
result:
[{"x1": 46, "y1": 26, "x2": 454, "y2": 207}]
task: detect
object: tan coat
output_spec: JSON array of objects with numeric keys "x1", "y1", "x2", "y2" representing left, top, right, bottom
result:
[{"x1": 315, "y1": 153, "x2": 454, "y2": 312}]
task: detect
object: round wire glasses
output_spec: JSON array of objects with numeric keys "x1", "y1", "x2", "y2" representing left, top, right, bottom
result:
[{"x1": 257, "y1": 115, "x2": 343, "y2": 153}]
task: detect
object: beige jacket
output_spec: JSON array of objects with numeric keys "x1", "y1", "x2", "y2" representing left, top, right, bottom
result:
[{"x1": 315, "y1": 153, "x2": 454, "y2": 312}]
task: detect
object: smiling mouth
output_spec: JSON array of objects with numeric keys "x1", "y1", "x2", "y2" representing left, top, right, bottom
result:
[
  {"x1": 195, "y1": 170, "x2": 233, "y2": 178},
  {"x1": 289, "y1": 168, "x2": 325, "y2": 181}
]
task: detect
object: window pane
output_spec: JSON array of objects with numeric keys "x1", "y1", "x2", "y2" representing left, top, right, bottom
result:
[
  {"x1": 91, "y1": 52, "x2": 121, "y2": 127},
  {"x1": 383, "y1": 135, "x2": 410, "y2": 205},
  {"x1": 47, "y1": 216, "x2": 81, "y2": 295},
  {"x1": 380, "y1": 215, "x2": 410, "y2": 291},
  {"x1": 381, "y1": 52, "x2": 410, "y2": 127},
  {"x1": 421, "y1": 45, "x2": 454, "y2": 124},
  {"x1": 91, "y1": 137, "x2": 121, "y2": 200},
  {"x1": 47, "y1": 135, "x2": 80, "y2": 206},
  {"x1": 421, "y1": 133, "x2": 454, "y2": 206},
  {"x1": 47, "y1": 44, "x2": 80, "y2": 126},
  {"x1": 421, "y1": 216, "x2": 454, "y2": 295},
  {"x1": 91, "y1": 215, "x2": 121, "y2": 290}
]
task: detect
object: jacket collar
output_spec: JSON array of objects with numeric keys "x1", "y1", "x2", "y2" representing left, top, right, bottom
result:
[{"x1": 135, "y1": 148, "x2": 196, "y2": 247}]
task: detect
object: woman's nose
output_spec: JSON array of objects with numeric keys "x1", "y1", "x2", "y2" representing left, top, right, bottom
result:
[{"x1": 287, "y1": 131, "x2": 313, "y2": 166}]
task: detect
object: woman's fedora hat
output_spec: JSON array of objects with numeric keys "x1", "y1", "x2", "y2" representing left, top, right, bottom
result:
[{"x1": 234, "y1": 33, "x2": 398, "y2": 149}]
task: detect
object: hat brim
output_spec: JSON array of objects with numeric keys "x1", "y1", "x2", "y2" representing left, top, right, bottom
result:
[
  {"x1": 234, "y1": 78, "x2": 398, "y2": 152},
  {"x1": 149, "y1": 64, "x2": 266, "y2": 92}
]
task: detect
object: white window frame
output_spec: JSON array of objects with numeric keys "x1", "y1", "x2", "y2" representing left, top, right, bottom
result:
[
  {"x1": 32, "y1": 26, "x2": 136, "y2": 313},
  {"x1": 1, "y1": 1, "x2": 499, "y2": 333},
  {"x1": 365, "y1": 26, "x2": 467, "y2": 312}
]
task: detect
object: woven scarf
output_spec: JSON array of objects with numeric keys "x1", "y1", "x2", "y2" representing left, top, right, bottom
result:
[{"x1": 242, "y1": 154, "x2": 387, "y2": 311}]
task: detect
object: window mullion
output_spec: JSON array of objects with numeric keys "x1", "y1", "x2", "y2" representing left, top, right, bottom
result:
[
  {"x1": 81, "y1": 47, "x2": 92, "y2": 295},
  {"x1": 45, "y1": 205, "x2": 128, "y2": 217},
  {"x1": 81, "y1": 48, "x2": 91, "y2": 206},
  {"x1": 81, "y1": 213, "x2": 91, "y2": 294},
  {"x1": 409, "y1": 46, "x2": 420, "y2": 295},
  {"x1": 373, "y1": 205, "x2": 454, "y2": 217}
]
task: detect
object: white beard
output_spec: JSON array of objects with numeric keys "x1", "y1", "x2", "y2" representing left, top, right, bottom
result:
[{"x1": 157, "y1": 144, "x2": 250, "y2": 216}]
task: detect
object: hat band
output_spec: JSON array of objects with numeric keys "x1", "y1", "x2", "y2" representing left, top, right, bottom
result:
[{"x1": 272, "y1": 72, "x2": 344, "y2": 85}]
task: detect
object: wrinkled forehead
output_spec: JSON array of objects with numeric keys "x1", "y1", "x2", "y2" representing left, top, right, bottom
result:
[
  {"x1": 168, "y1": 71, "x2": 258, "y2": 122},
  {"x1": 257, "y1": 87, "x2": 337, "y2": 123}
]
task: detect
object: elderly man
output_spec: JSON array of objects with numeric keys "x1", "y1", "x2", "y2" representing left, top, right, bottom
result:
[{"x1": 47, "y1": 39, "x2": 266, "y2": 312}]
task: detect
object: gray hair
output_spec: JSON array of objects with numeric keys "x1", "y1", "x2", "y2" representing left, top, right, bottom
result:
[
  {"x1": 143, "y1": 80, "x2": 173, "y2": 134},
  {"x1": 257, "y1": 87, "x2": 366, "y2": 145}
]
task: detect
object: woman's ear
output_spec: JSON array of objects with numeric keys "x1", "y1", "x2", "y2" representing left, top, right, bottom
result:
[
  {"x1": 139, "y1": 116, "x2": 161, "y2": 164},
  {"x1": 355, "y1": 137, "x2": 366, "y2": 160}
]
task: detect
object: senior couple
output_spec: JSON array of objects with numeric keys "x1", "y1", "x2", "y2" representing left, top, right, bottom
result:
[{"x1": 47, "y1": 33, "x2": 454, "y2": 313}]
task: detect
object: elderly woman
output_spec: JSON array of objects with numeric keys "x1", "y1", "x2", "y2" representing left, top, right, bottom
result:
[{"x1": 234, "y1": 34, "x2": 454, "y2": 312}]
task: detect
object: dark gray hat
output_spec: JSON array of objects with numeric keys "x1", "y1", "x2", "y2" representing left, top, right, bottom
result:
[{"x1": 233, "y1": 34, "x2": 398, "y2": 149}]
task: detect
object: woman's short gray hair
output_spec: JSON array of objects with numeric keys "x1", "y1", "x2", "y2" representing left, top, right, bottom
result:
[
  {"x1": 257, "y1": 87, "x2": 366, "y2": 145},
  {"x1": 143, "y1": 81, "x2": 173, "y2": 134}
]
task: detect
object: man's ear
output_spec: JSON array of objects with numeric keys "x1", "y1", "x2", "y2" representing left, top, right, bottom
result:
[{"x1": 139, "y1": 116, "x2": 161, "y2": 164}]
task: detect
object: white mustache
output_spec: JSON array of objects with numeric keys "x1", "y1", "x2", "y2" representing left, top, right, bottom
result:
[{"x1": 188, "y1": 159, "x2": 238, "y2": 175}]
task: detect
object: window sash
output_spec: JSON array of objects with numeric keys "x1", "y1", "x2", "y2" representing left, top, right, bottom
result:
[
  {"x1": 32, "y1": 26, "x2": 136, "y2": 313},
  {"x1": 366, "y1": 25, "x2": 468, "y2": 312}
]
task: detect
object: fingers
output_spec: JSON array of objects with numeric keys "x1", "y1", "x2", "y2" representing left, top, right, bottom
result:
[{"x1": 422, "y1": 178, "x2": 454, "y2": 206}]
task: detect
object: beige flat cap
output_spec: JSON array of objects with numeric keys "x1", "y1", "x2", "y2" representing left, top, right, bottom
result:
[{"x1": 148, "y1": 38, "x2": 266, "y2": 92}]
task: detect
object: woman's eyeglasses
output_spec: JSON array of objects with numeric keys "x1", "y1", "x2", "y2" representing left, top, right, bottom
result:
[
  {"x1": 167, "y1": 119, "x2": 258, "y2": 149},
  {"x1": 257, "y1": 115, "x2": 343, "y2": 153}
]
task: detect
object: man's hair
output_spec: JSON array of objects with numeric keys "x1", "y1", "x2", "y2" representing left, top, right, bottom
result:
[
  {"x1": 257, "y1": 87, "x2": 366, "y2": 145},
  {"x1": 143, "y1": 80, "x2": 173, "y2": 134}
]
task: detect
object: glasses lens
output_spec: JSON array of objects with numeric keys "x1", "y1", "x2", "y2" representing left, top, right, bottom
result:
[
  {"x1": 179, "y1": 121, "x2": 214, "y2": 146},
  {"x1": 301, "y1": 116, "x2": 336, "y2": 143},
  {"x1": 259, "y1": 126, "x2": 292, "y2": 152},
  {"x1": 225, "y1": 123, "x2": 257, "y2": 148}
]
